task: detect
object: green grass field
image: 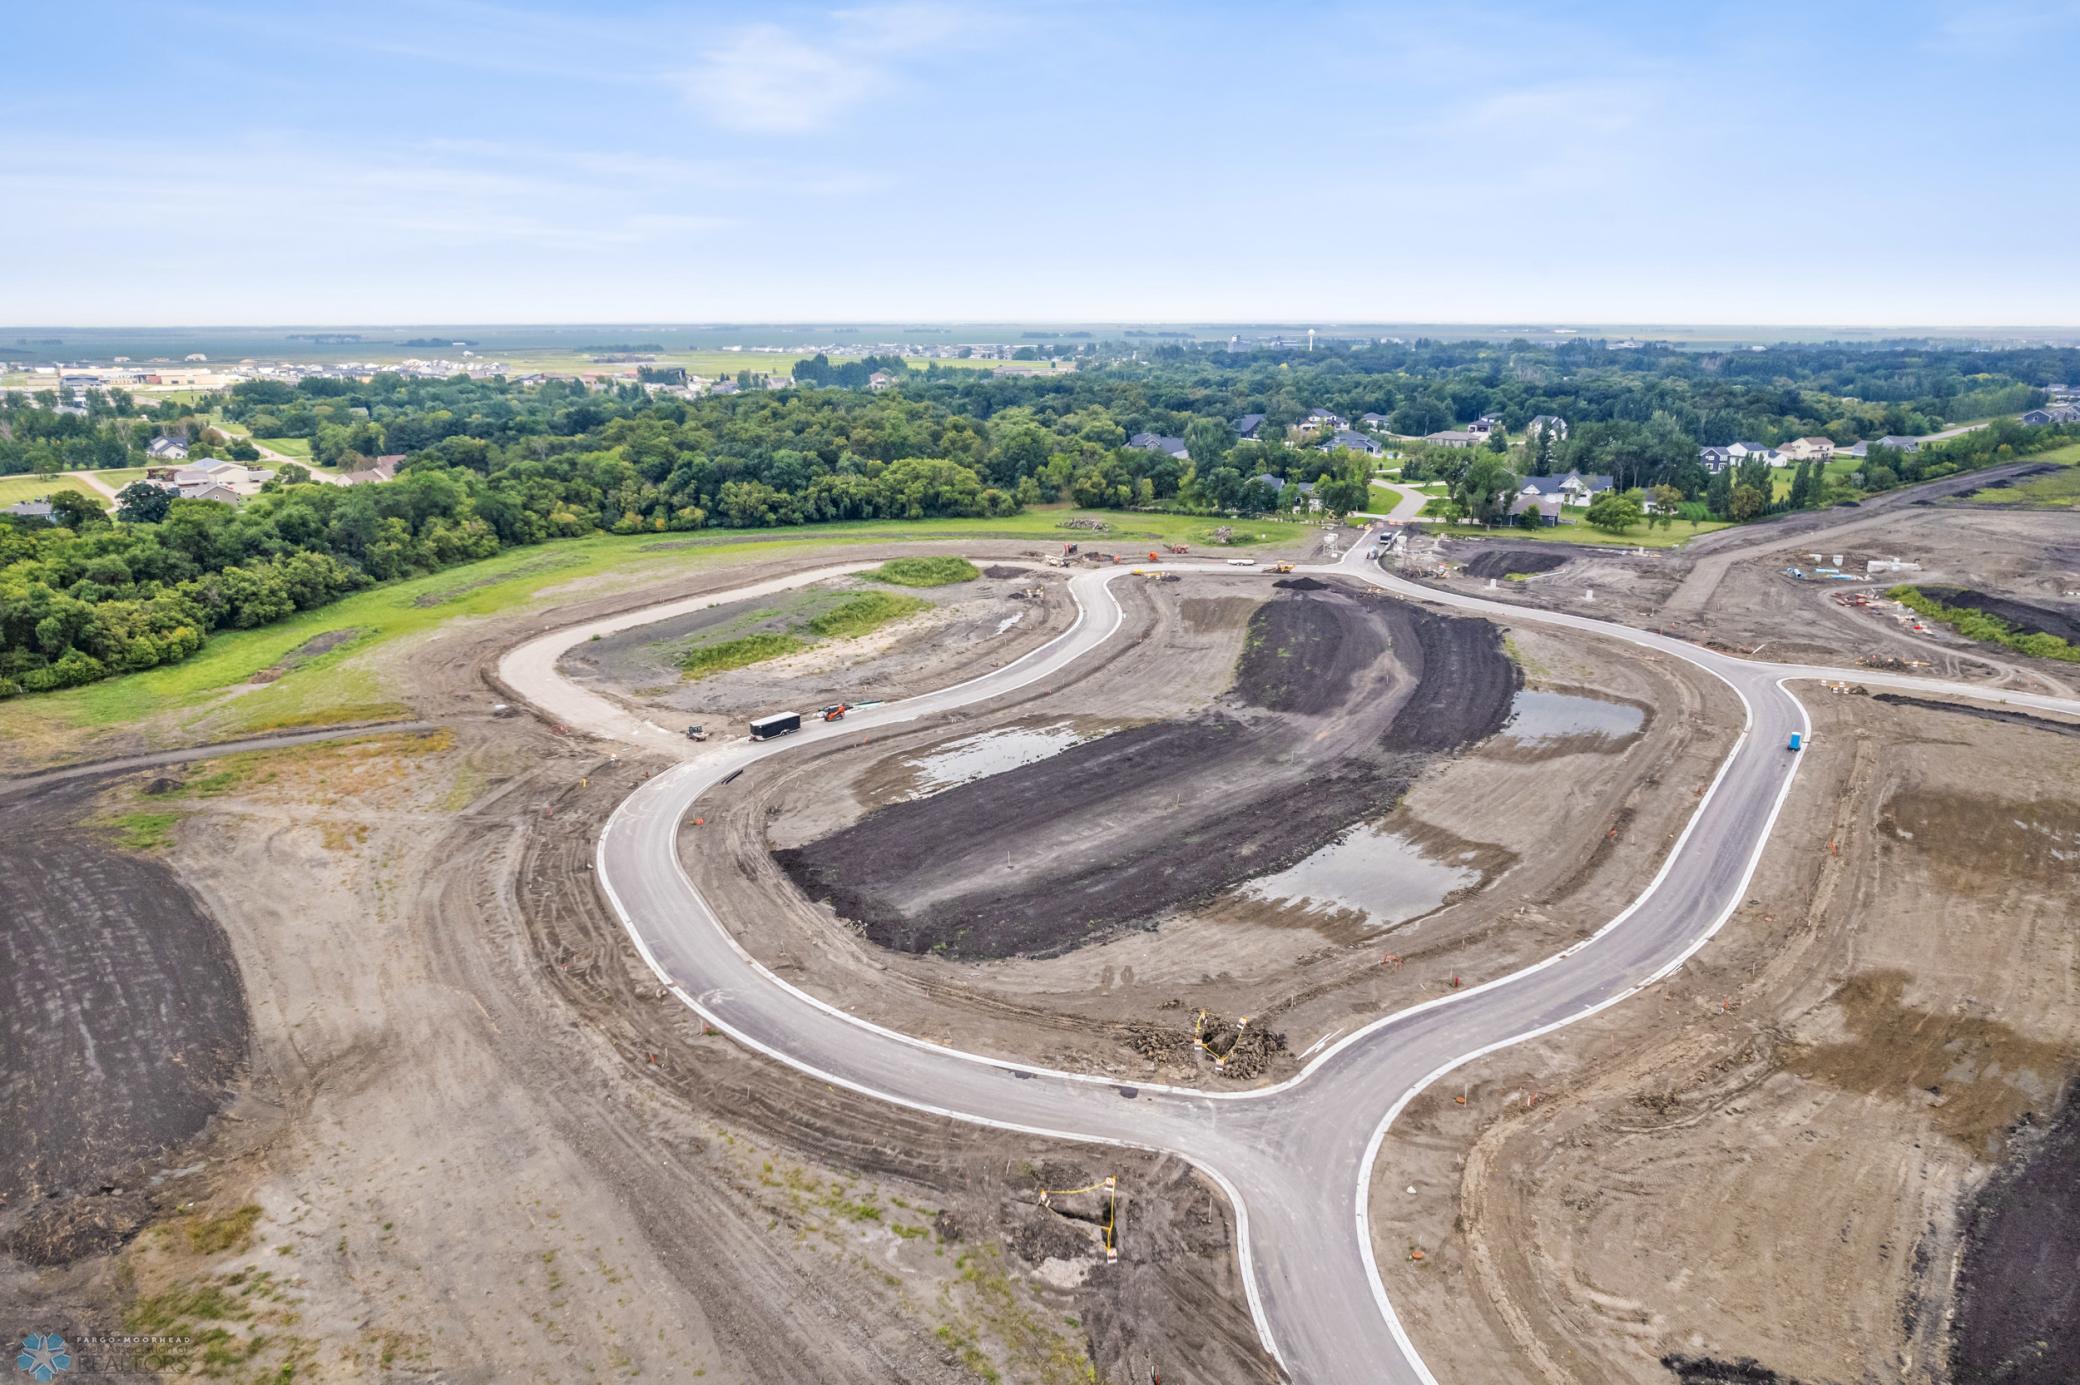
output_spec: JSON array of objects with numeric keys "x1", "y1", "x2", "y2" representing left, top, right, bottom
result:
[
  {"x1": 0, "y1": 506, "x2": 1311, "y2": 750},
  {"x1": 1961, "y1": 441, "x2": 2080, "y2": 507},
  {"x1": 255, "y1": 436, "x2": 312, "y2": 458},
  {"x1": 0, "y1": 476, "x2": 107, "y2": 509},
  {"x1": 680, "y1": 632, "x2": 809, "y2": 679},
  {"x1": 1440, "y1": 517, "x2": 1733, "y2": 548}
]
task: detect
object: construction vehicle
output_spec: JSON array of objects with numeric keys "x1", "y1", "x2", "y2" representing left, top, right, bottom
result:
[
  {"x1": 684, "y1": 723, "x2": 709, "y2": 742},
  {"x1": 1063, "y1": 542, "x2": 1079, "y2": 556},
  {"x1": 1271, "y1": 562, "x2": 1296, "y2": 573},
  {"x1": 749, "y1": 711, "x2": 801, "y2": 741},
  {"x1": 818, "y1": 703, "x2": 852, "y2": 722},
  {"x1": 1164, "y1": 543, "x2": 1189, "y2": 555}
]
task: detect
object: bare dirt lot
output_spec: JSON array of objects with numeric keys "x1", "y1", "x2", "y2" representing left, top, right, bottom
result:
[
  {"x1": 558, "y1": 564, "x2": 1076, "y2": 727},
  {"x1": 687, "y1": 575, "x2": 1739, "y2": 1087},
  {"x1": 1, "y1": 545, "x2": 1297, "y2": 1385},
  {"x1": 1413, "y1": 501, "x2": 2080, "y2": 693},
  {"x1": 776, "y1": 580, "x2": 1518, "y2": 959},
  {"x1": 1365, "y1": 689, "x2": 2080, "y2": 1385}
]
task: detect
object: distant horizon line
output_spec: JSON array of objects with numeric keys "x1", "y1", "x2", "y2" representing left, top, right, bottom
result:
[{"x1": 8, "y1": 320, "x2": 2080, "y2": 333}]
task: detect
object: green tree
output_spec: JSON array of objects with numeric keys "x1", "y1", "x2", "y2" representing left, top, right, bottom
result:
[
  {"x1": 1453, "y1": 455, "x2": 1518, "y2": 526},
  {"x1": 1584, "y1": 493, "x2": 1642, "y2": 534},
  {"x1": 1730, "y1": 483, "x2": 1767, "y2": 521},
  {"x1": 115, "y1": 481, "x2": 174, "y2": 523}
]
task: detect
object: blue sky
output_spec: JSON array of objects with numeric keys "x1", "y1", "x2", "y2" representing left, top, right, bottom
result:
[{"x1": 8, "y1": 1, "x2": 2080, "y2": 325}]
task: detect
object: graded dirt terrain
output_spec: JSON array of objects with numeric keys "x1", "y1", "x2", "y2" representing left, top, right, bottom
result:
[
  {"x1": 776, "y1": 580, "x2": 1518, "y2": 958},
  {"x1": 558, "y1": 563, "x2": 1075, "y2": 727},
  {"x1": 1913, "y1": 584, "x2": 2080, "y2": 642},
  {"x1": 1413, "y1": 497, "x2": 2080, "y2": 693},
  {"x1": 1, "y1": 543, "x2": 1299, "y2": 1385},
  {"x1": 682, "y1": 573, "x2": 1739, "y2": 1089},
  {"x1": 1365, "y1": 689, "x2": 2080, "y2": 1385}
]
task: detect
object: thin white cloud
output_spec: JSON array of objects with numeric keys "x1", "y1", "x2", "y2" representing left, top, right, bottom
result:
[{"x1": 683, "y1": 2, "x2": 997, "y2": 134}]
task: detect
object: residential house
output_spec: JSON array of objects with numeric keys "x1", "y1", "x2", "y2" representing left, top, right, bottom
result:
[
  {"x1": 173, "y1": 460, "x2": 267, "y2": 498},
  {"x1": 1358, "y1": 411, "x2": 1392, "y2": 431},
  {"x1": 342, "y1": 458, "x2": 401, "y2": 485},
  {"x1": 708, "y1": 380, "x2": 741, "y2": 396},
  {"x1": 1303, "y1": 408, "x2": 1346, "y2": 430},
  {"x1": 1726, "y1": 440, "x2": 1784, "y2": 466},
  {"x1": 1127, "y1": 432, "x2": 1190, "y2": 460},
  {"x1": 1507, "y1": 493, "x2": 1566, "y2": 525},
  {"x1": 1840, "y1": 441, "x2": 1869, "y2": 459},
  {"x1": 1516, "y1": 471, "x2": 1613, "y2": 508},
  {"x1": 1465, "y1": 415, "x2": 1502, "y2": 436},
  {"x1": 184, "y1": 483, "x2": 241, "y2": 506},
  {"x1": 1875, "y1": 435, "x2": 1923, "y2": 453},
  {"x1": 1289, "y1": 480, "x2": 1323, "y2": 514},
  {"x1": 1525, "y1": 415, "x2": 1569, "y2": 442},
  {"x1": 2020, "y1": 406, "x2": 2080, "y2": 425},
  {"x1": 1424, "y1": 429, "x2": 1485, "y2": 449},
  {"x1": 1321, "y1": 428, "x2": 1382, "y2": 456},
  {"x1": 1779, "y1": 436, "x2": 1835, "y2": 462},
  {"x1": 146, "y1": 436, "x2": 188, "y2": 462},
  {"x1": 1232, "y1": 413, "x2": 1266, "y2": 439},
  {"x1": 3, "y1": 499, "x2": 55, "y2": 523},
  {"x1": 868, "y1": 370, "x2": 896, "y2": 391},
  {"x1": 1697, "y1": 446, "x2": 1734, "y2": 473}
]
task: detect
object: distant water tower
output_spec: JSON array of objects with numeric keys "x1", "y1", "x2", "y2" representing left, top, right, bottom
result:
[{"x1": 1307, "y1": 328, "x2": 1315, "y2": 352}]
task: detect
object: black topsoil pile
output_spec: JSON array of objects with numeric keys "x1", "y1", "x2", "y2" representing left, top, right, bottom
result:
[
  {"x1": 0, "y1": 777, "x2": 249, "y2": 1263},
  {"x1": 1949, "y1": 1087, "x2": 2080, "y2": 1385},
  {"x1": 777, "y1": 582, "x2": 1519, "y2": 958},
  {"x1": 1461, "y1": 547, "x2": 1571, "y2": 580},
  {"x1": 1913, "y1": 586, "x2": 2080, "y2": 644}
]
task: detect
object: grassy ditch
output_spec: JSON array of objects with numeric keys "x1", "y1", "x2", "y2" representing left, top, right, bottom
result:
[
  {"x1": 863, "y1": 556, "x2": 980, "y2": 587},
  {"x1": 679, "y1": 632, "x2": 810, "y2": 678},
  {"x1": 805, "y1": 591, "x2": 930, "y2": 636},
  {"x1": 1891, "y1": 586, "x2": 2080, "y2": 663},
  {"x1": 680, "y1": 589, "x2": 932, "y2": 679}
]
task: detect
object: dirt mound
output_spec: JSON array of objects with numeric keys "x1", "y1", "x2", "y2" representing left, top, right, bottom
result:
[
  {"x1": 1945, "y1": 462, "x2": 2061, "y2": 500},
  {"x1": 981, "y1": 564, "x2": 1025, "y2": 578},
  {"x1": 1952, "y1": 1088, "x2": 2080, "y2": 1385},
  {"x1": 1271, "y1": 575, "x2": 1329, "y2": 591},
  {"x1": 1462, "y1": 548, "x2": 1570, "y2": 580},
  {"x1": 776, "y1": 586, "x2": 1518, "y2": 958},
  {"x1": 1873, "y1": 693, "x2": 2080, "y2": 739},
  {"x1": 1914, "y1": 586, "x2": 2080, "y2": 643},
  {"x1": 0, "y1": 778, "x2": 248, "y2": 1261},
  {"x1": 1659, "y1": 1356, "x2": 1807, "y2": 1384},
  {"x1": 1233, "y1": 590, "x2": 1390, "y2": 714}
]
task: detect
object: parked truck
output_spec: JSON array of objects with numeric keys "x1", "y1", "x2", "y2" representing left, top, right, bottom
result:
[{"x1": 749, "y1": 711, "x2": 802, "y2": 741}]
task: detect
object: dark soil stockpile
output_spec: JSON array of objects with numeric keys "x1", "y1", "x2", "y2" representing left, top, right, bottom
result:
[
  {"x1": 1951, "y1": 1088, "x2": 2080, "y2": 1385},
  {"x1": 1462, "y1": 548, "x2": 1570, "y2": 580},
  {"x1": 777, "y1": 583, "x2": 1518, "y2": 958},
  {"x1": 1913, "y1": 586, "x2": 2080, "y2": 644},
  {"x1": 1873, "y1": 693, "x2": 2080, "y2": 740},
  {"x1": 0, "y1": 779, "x2": 249, "y2": 1262}
]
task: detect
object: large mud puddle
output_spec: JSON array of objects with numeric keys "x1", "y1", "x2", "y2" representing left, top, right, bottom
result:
[
  {"x1": 1502, "y1": 688, "x2": 1644, "y2": 750},
  {"x1": 1231, "y1": 822, "x2": 1480, "y2": 930},
  {"x1": 906, "y1": 719, "x2": 1103, "y2": 795}
]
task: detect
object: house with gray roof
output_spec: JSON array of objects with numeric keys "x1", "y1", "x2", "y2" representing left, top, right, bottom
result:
[
  {"x1": 1516, "y1": 471, "x2": 1613, "y2": 508},
  {"x1": 3, "y1": 499, "x2": 55, "y2": 523},
  {"x1": 1875, "y1": 435, "x2": 1923, "y2": 453},
  {"x1": 1232, "y1": 413, "x2": 1266, "y2": 439},
  {"x1": 1321, "y1": 428, "x2": 1382, "y2": 456},
  {"x1": 1127, "y1": 432, "x2": 1190, "y2": 459},
  {"x1": 1526, "y1": 414, "x2": 1568, "y2": 441}
]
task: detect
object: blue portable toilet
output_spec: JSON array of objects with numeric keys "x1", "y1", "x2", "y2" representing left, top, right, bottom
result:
[{"x1": 1788, "y1": 731, "x2": 1803, "y2": 751}]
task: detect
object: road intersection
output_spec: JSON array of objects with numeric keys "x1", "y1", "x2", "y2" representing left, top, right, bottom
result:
[{"x1": 499, "y1": 532, "x2": 2080, "y2": 1383}]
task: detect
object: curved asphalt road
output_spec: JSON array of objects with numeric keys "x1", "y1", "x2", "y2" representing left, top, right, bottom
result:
[{"x1": 500, "y1": 534, "x2": 2080, "y2": 1384}]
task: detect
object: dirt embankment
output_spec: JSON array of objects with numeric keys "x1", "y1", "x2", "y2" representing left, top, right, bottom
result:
[
  {"x1": 1913, "y1": 585, "x2": 2080, "y2": 643},
  {"x1": 1461, "y1": 548, "x2": 1570, "y2": 580},
  {"x1": 0, "y1": 776, "x2": 249, "y2": 1264},
  {"x1": 4, "y1": 546, "x2": 1293, "y2": 1385},
  {"x1": 1952, "y1": 1088, "x2": 2080, "y2": 1384},
  {"x1": 1367, "y1": 690, "x2": 2080, "y2": 1385},
  {"x1": 776, "y1": 582, "x2": 1518, "y2": 958}
]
